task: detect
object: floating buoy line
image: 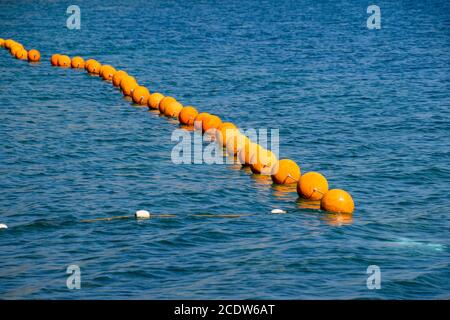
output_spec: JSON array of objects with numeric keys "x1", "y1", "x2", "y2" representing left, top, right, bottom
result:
[{"x1": 0, "y1": 38, "x2": 355, "y2": 223}]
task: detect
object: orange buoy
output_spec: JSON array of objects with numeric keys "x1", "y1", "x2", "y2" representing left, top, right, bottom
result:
[
  {"x1": 250, "y1": 148, "x2": 277, "y2": 175},
  {"x1": 10, "y1": 44, "x2": 24, "y2": 56},
  {"x1": 320, "y1": 189, "x2": 354, "y2": 214},
  {"x1": 120, "y1": 76, "x2": 138, "y2": 96},
  {"x1": 271, "y1": 159, "x2": 301, "y2": 184},
  {"x1": 51, "y1": 54, "x2": 61, "y2": 66},
  {"x1": 202, "y1": 115, "x2": 222, "y2": 134},
  {"x1": 193, "y1": 112, "x2": 212, "y2": 131},
  {"x1": 4, "y1": 39, "x2": 16, "y2": 49},
  {"x1": 178, "y1": 106, "x2": 198, "y2": 125},
  {"x1": 15, "y1": 49, "x2": 28, "y2": 60},
  {"x1": 297, "y1": 172, "x2": 329, "y2": 201},
  {"x1": 27, "y1": 49, "x2": 41, "y2": 62},
  {"x1": 84, "y1": 59, "x2": 95, "y2": 71},
  {"x1": 148, "y1": 92, "x2": 165, "y2": 110},
  {"x1": 132, "y1": 86, "x2": 151, "y2": 105},
  {"x1": 164, "y1": 100, "x2": 183, "y2": 118},
  {"x1": 0, "y1": 38, "x2": 5, "y2": 47},
  {"x1": 71, "y1": 56, "x2": 85, "y2": 68},
  {"x1": 112, "y1": 70, "x2": 128, "y2": 87},
  {"x1": 87, "y1": 60, "x2": 101, "y2": 74},
  {"x1": 158, "y1": 96, "x2": 177, "y2": 114},
  {"x1": 238, "y1": 142, "x2": 258, "y2": 165},
  {"x1": 100, "y1": 65, "x2": 117, "y2": 81},
  {"x1": 215, "y1": 122, "x2": 237, "y2": 147},
  {"x1": 226, "y1": 132, "x2": 249, "y2": 156},
  {"x1": 57, "y1": 55, "x2": 71, "y2": 67}
]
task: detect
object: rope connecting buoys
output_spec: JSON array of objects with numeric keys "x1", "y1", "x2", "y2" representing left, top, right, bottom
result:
[{"x1": 10, "y1": 45, "x2": 354, "y2": 216}]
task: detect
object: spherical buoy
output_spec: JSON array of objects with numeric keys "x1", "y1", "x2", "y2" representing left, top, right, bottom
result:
[
  {"x1": 132, "y1": 86, "x2": 151, "y2": 105},
  {"x1": 15, "y1": 49, "x2": 28, "y2": 60},
  {"x1": 4, "y1": 39, "x2": 15, "y2": 49},
  {"x1": 120, "y1": 76, "x2": 138, "y2": 96},
  {"x1": 0, "y1": 223, "x2": 7, "y2": 229},
  {"x1": 215, "y1": 122, "x2": 237, "y2": 147},
  {"x1": 148, "y1": 92, "x2": 165, "y2": 110},
  {"x1": 0, "y1": 38, "x2": 5, "y2": 47},
  {"x1": 28, "y1": 49, "x2": 41, "y2": 62},
  {"x1": 202, "y1": 115, "x2": 222, "y2": 134},
  {"x1": 10, "y1": 44, "x2": 24, "y2": 56},
  {"x1": 158, "y1": 96, "x2": 177, "y2": 114},
  {"x1": 100, "y1": 65, "x2": 117, "y2": 81},
  {"x1": 226, "y1": 131, "x2": 249, "y2": 156},
  {"x1": 84, "y1": 59, "x2": 95, "y2": 71},
  {"x1": 238, "y1": 142, "x2": 258, "y2": 165},
  {"x1": 71, "y1": 56, "x2": 85, "y2": 68},
  {"x1": 164, "y1": 100, "x2": 183, "y2": 118},
  {"x1": 193, "y1": 112, "x2": 212, "y2": 131},
  {"x1": 297, "y1": 172, "x2": 329, "y2": 200},
  {"x1": 51, "y1": 54, "x2": 61, "y2": 66},
  {"x1": 112, "y1": 70, "x2": 128, "y2": 87},
  {"x1": 271, "y1": 159, "x2": 301, "y2": 184},
  {"x1": 135, "y1": 210, "x2": 151, "y2": 219},
  {"x1": 250, "y1": 149, "x2": 277, "y2": 175},
  {"x1": 57, "y1": 55, "x2": 71, "y2": 67},
  {"x1": 320, "y1": 189, "x2": 354, "y2": 214},
  {"x1": 179, "y1": 106, "x2": 198, "y2": 125},
  {"x1": 87, "y1": 60, "x2": 101, "y2": 74}
]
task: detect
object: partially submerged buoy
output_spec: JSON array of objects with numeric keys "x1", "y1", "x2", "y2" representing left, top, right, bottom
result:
[
  {"x1": 215, "y1": 122, "x2": 237, "y2": 147},
  {"x1": 193, "y1": 112, "x2": 211, "y2": 131},
  {"x1": 51, "y1": 54, "x2": 61, "y2": 66},
  {"x1": 27, "y1": 49, "x2": 40, "y2": 62},
  {"x1": 164, "y1": 100, "x2": 183, "y2": 118},
  {"x1": 135, "y1": 210, "x2": 151, "y2": 219},
  {"x1": 120, "y1": 75, "x2": 138, "y2": 96},
  {"x1": 250, "y1": 148, "x2": 277, "y2": 175},
  {"x1": 0, "y1": 223, "x2": 7, "y2": 229},
  {"x1": 297, "y1": 172, "x2": 328, "y2": 200},
  {"x1": 271, "y1": 159, "x2": 301, "y2": 185},
  {"x1": 202, "y1": 115, "x2": 222, "y2": 133},
  {"x1": 148, "y1": 92, "x2": 165, "y2": 110},
  {"x1": 320, "y1": 189, "x2": 354, "y2": 214},
  {"x1": 132, "y1": 86, "x2": 150, "y2": 105},
  {"x1": 158, "y1": 96, "x2": 177, "y2": 114},
  {"x1": 112, "y1": 70, "x2": 128, "y2": 87},
  {"x1": 100, "y1": 65, "x2": 117, "y2": 81},
  {"x1": 86, "y1": 59, "x2": 101, "y2": 74},
  {"x1": 71, "y1": 56, "x2": 85, "y2": 68},
  {"x1": 179, "y1": 106, "x2": 198, "y2": 125},
  {"x1": 15, "y1": 49, "x2": 28, "y2": 60},
  {"x1": 271, "y1": 209, "x2": 286, "y2": 214},
  {"x1": 57, "y1": 55, "x2": 71, "y2": 67}
]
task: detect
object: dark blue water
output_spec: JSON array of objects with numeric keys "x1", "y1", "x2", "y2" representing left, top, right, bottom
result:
[{"x1": 1, "y1": 0, "x2": 449, "y2": 299}]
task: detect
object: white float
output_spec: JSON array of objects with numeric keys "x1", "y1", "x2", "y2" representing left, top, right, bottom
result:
[
  {"x1": 0, "y1": 223, "x2": 8, "y2": 229},
  {"x1": 271, "y1": 209, "x2": 286, "y2": 214},
  {"x1": 135, "y1": 210, "x2": 151, "y2": 219}
]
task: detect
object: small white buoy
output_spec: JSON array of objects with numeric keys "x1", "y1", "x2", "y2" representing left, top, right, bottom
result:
[
  {"x1": 0, "y1": 223, "x2": 8, "y2": 229},
  {"x1": 271, "y1": 209, "x2": 286, "y2": 214},
  {"x1": 135, "y1": 210, "x2": 151, "y2": 219}
]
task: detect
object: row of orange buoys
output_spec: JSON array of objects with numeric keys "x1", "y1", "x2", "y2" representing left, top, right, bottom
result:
[
  {"x1": 0, "y1": 38, "x2": 41, "y2": 62},
  {"x1": 5, "y1": 43, "x2": 354, "y2": 215}
]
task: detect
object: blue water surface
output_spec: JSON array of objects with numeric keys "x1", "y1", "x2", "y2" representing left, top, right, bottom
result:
[{"x1": 0, "y1": 0, "x2": 449, "y2": 299}]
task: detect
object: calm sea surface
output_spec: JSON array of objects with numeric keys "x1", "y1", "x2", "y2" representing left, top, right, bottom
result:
[{"x1": 0, "y1": 0, "x2": 449, "y2": 299}]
